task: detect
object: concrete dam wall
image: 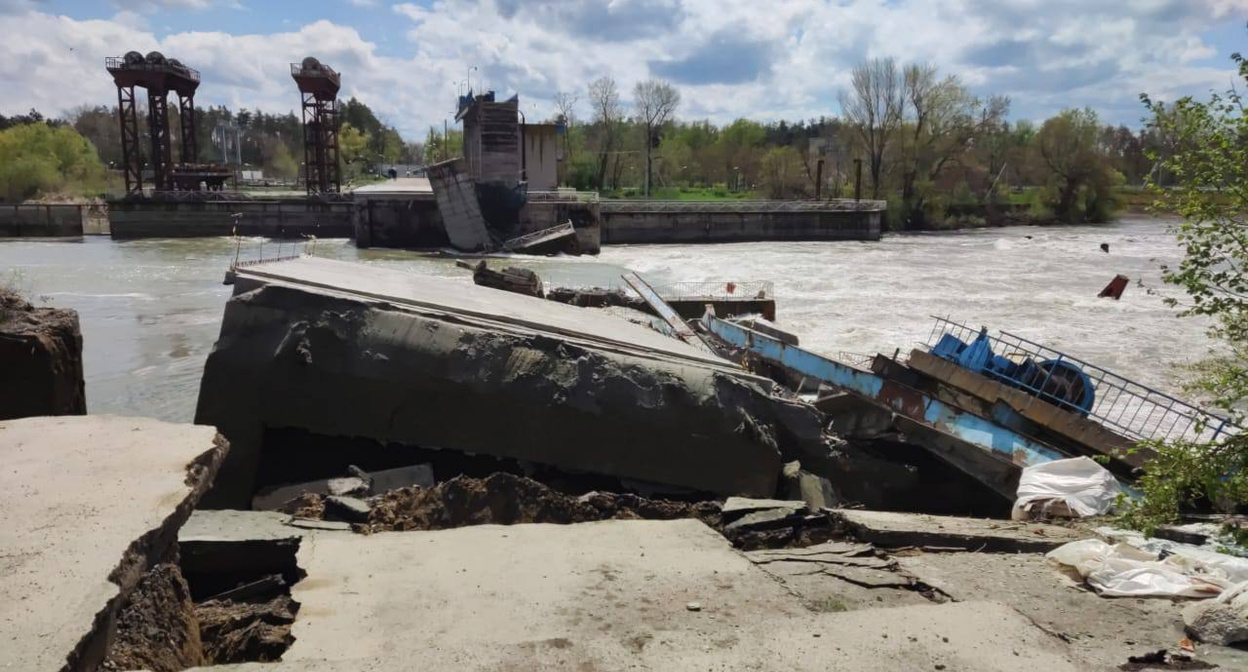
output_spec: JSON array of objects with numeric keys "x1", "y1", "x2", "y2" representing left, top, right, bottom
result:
[
  {"x1": 600, "y1": 200, "x2": 884, "y2": 244},
  {"x1": 0, "y1": 204, "x2": 86, "y2": 237},
  {"x1": 109, "y1": 198, "x2": 354, "y2": 239}
]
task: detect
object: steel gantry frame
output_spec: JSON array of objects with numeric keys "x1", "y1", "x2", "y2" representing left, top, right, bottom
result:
[
  {"x1": 300, "y1": 92, "x2": 341, "y2": 195},
  {"x1": 177, "y1": 92, "x2": 197, "y2": 164},
  {"x1": 116, "y1": 84, "x2": 143, "y2": 196}
]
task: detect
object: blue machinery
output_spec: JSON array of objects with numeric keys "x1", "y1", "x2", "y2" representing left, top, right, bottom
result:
[{"x1": 931, "y1": 328, "x2": 1096, "y2": 415}]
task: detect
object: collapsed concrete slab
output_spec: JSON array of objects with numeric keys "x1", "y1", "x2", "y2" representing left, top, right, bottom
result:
[
  {"x1": 197, "y1": 258, "x2": 828, "y2": 507},
  {"x1": 182, "y1": 519, "x2": 1083, "y2": 672},
  {"x1": 0, "y1": 416, "x2": 227, "y2": 672}
]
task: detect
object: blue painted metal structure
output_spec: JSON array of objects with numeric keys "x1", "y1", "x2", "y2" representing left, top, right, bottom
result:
[
  {"x1": 925, "y1": 317, "x2": 1235, "y2": 444},
  {"x1": 703, "y1": 314, "x2": 1070, "y2": 472},
  {"x1": 931, "y1": 329, "x2": 1096, "y2": 415}
]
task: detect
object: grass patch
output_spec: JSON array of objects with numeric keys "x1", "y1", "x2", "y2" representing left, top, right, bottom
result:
[{"x1": 807, "y1": 595, "x2": 851, "y2": 613}]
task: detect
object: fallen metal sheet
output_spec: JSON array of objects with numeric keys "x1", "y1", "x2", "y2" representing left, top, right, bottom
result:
[{"x1": 703, "y1": 314, "x2": 1070, "y2": 495}]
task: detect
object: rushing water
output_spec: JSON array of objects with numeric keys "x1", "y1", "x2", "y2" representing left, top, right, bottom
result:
[{"x1": 0, "y1": 216, "x2": 1215, "y2": 423}]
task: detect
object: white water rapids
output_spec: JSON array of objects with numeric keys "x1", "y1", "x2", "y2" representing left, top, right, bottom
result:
[{"x1": 0, "y1": 216, "x2": 1216, "y2": 422}]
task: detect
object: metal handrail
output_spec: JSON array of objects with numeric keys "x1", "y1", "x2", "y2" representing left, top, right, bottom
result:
[
  {"x1": 290, "y1": 62, "x2": 340, "y2": 82},
  {"x1": 653, "y1": 280, "x2": 774, "y2": 301},
  {"x1": 599, "y1": 199, "x2": 887, "y2": 213},
  {"x1": 925, "y1": 317, "x2": 1237, "y2": 444},
  {"x1": 105, "y1": 56, "x2": 201, "y2": 82}
]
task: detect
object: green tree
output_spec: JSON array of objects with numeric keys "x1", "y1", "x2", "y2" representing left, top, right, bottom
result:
[
  {"x1": 758, "y1": 145, "x2": 803, "y2": 198},
  {"x1": 0, "y1": 122, "x2": 106, "y2": 201},
  {"x1": 339, "y1": 122, "x2": 370, "y2": 180},
  {"x1": 1034, "y1": 108, "x2": 1118, "y2": 223},
  {"x1": 266, "y1": 141, "x2": 298, "y2": 180},
  {"x1": 1119, "y1": 47, "x2": 1248, "y2": 535}
]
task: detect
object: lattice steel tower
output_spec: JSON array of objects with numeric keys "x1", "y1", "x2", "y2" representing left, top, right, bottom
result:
[
  {"x1": 106, "y1": 51, "x2": 201, "y2": 196},
  {"x1": 291, "y1": 57, "x2": 342, "y2": 196}
]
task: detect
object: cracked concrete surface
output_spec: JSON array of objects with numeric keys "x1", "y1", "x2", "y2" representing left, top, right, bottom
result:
[
  {"x1": 0, "y1": 416, "x2": 226, "y2": 672},
  {"x1": 176, "y1": 519, "x2": 1083, "y2": 672}
]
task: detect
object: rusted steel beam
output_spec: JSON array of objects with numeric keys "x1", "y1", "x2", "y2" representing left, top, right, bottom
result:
[{"x1": 622, "y1": 272, "x2": 707, "y2": 349}]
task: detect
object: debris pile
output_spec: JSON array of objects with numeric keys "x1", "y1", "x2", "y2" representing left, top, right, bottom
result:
[
  {"x1": 278, "y1": 472, "x2": 841, "y2": 551},
  {"x1": 102, "y1": 564, "x2": 204, "y2": 672},
  {"x1": 105, "y1": 561, "x2": 300, "y2": 670},
  {"x1": 196, "y1": 594, "x2": 298, "y2": 664}
]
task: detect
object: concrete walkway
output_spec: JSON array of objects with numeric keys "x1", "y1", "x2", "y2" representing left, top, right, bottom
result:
[
  {"x1": 0, "y1": 416, "x2": 226, "y2": 672},
  {"x1": 191, "y1": 519, "x2": 1084, "y2": 671}
]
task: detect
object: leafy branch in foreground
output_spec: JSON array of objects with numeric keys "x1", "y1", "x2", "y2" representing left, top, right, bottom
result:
[{"x1": 1119, "y1": 46, "x2": 1248, "y2": 533}]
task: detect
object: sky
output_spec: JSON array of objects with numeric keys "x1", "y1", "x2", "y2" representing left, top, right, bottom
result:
[{"x1": 1, "y1": 0, "x2": 1246, "y2": 140}]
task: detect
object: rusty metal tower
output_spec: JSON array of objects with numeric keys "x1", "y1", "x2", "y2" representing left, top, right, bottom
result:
[
  {"x1": 291, "y1": 57, "x2": 342, "y2": 196},
  {"x1": 106, "y1": 51, "x2": 201, "y2": 196}
]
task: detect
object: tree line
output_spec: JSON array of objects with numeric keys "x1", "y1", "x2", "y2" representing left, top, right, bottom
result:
[
  {"x1": 0, "y1": 97, "x2": 420, "y2": 201},
  {"x1": 554, "y1": 59, "x2": 1168, "y2": 228},
  {"x1": 0, "y1": 59, "x2": 1179, "y2": 224}
]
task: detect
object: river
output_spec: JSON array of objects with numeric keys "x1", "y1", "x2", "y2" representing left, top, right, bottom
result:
[{"x1": 0, "y1": 216, "x2": 1214, "y2": 423}]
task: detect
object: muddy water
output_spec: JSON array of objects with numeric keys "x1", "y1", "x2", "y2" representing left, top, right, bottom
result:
[{"x1": 0, "y1": 216, "x2": 1214, "y2": 422}]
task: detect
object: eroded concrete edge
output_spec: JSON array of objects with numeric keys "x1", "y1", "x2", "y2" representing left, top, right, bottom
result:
[{"x1": 61, "y1": 433, "x2": 229, "y2": 672}]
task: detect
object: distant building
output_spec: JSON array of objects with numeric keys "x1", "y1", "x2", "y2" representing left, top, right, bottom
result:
[
  {"x1": 522, "y1": 123, "x2": 561, "y2": 191},
  {"x1": 457, "y1": 91, "x2": 521, "y2": 188},
  {"x1": 457, "y1": 91, "x2": 562, "y2": 191}
]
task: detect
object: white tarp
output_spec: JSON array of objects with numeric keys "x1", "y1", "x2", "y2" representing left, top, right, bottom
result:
[
  {"x1": 1012, "y1": 457, "x2": 1124, "y2": 521},
  {"x1": 1047, "y1": 538, "x2": 1235, "y2": 598}
]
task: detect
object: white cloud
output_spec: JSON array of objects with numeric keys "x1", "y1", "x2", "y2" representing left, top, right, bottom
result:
[{"x1": 0, "y1": 1, "x2": 1244, "y2": 138}]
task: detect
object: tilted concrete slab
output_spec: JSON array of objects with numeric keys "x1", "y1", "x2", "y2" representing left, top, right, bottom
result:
[
  {"x1": 0, "y1": 416, "x2": 226, "y2": 672},
  {"x1": 230, "y1": 256, "x2": 733, "y2": 370},
  {"x1": 200, "y1": 259, "x2": 810, "y2": 506},
  {"x1": 832, "y1": 509, "x2": 1086, "y2": 552},
  {"x1": 189, "y1": 519, "x2": 1083, "y2": 672}
]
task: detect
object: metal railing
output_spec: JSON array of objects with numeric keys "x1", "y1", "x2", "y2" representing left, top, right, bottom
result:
[
  {"x1": 836, "y1": 351, "x2": 877, "y2": 370},
  {"x1": 653, "y1": 280, "x2": 774, "y2": 301},
  {"x1": 290, "y1": 62, "x2": 340, "y2": 83},
  {"x1": 527, "y1": 190, "x2": 600, "y2": 203},
  {"x1": 924, "y1": 317, "x2": 1237, "y2": 444},
  {"x1": 599, "y1": 199, "x2": 887, "y2": 213},
  {"x1": 105, "y1": 57, "x2": 201, "y2": 82}
]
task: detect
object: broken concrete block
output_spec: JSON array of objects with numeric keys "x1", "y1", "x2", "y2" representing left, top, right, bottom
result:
[
  {"x1": 369, "y1": 463, "x2": 435, "y2": 493},
  {"x1": 724, "y1": 507, "x2": 807, "y2": 532},
  {"x1": 1184, "y1": 601, "x2": 1248, "y2": 646},
  {"x1": 781, "y1": 461, "x2": 839, "y2": 510},
  {"x1": 199, "y1": 259, "x2": 799, "y2": 507},
  {"x1": 324, "y1": 495, "x2": 372, "y2": 523},
  {"x1": 722, "y1": 496, "x2": 808, "y2": 516},
  {"x1": 0, "y1": 290, "x2": 86, "y2": 420},
  {"x1": 327, "y1": 476, "x2": 369, "y2": 497},
  {"x1": 252, "y1": 463, "x2": 434, "y2": 510}
]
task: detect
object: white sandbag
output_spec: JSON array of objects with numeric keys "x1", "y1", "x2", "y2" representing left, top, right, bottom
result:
[
  {"x1": 1046, "y1": 538, "x2": 1229, "y2": 598},
  {"x1": 1013, "y1": 457, "x2": 1124, "y2": 521}
]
